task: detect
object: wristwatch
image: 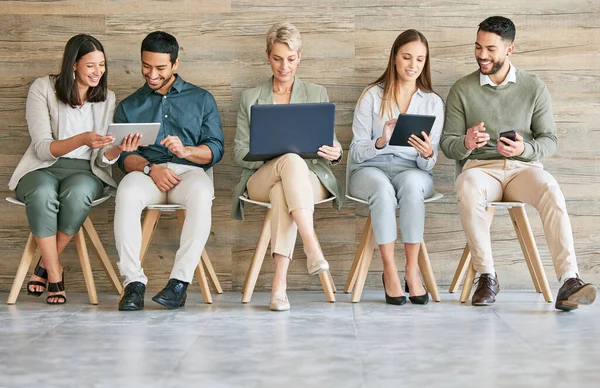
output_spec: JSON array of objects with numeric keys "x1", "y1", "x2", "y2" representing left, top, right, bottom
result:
[{"x1": 143, "y1": 163, "x2": 154, "y2": 175}]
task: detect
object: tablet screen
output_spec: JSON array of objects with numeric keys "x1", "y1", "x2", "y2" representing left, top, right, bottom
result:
[
  {"x1": 108, "y1": 123, "x2": 161, "y2": 146},
  {"x1": 388, "y1": 114, "x2": 436, "y2": 147}
]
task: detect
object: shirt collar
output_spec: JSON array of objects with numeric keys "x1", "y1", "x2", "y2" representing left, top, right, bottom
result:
[
  {"x1": 479, "y1": 62, "x2": 517, "y2": 86},
  {"x1": 142, "y1": 74, "x2": 184, "y2": 96}
]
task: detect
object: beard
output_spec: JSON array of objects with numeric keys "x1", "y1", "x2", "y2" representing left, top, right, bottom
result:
[{"x1": 478, "y1": 58, "x2": 505, "y2": 75}]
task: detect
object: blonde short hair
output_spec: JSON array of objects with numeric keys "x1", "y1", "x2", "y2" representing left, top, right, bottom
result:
[{"x1": 266, "y1": 22, "x2": 302, "y2": 54}]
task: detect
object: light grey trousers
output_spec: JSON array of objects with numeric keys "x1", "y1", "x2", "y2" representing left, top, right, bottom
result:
[{"x1": 349, "y1": 155, "x2": 434, "y2": 245}]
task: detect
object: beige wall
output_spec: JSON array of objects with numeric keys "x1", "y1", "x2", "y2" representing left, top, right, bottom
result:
[{"x1": 1, "y1": 0, "x2": 599, "y2": 293}]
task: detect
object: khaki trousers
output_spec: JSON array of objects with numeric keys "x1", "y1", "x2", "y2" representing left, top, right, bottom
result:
[
  {"x1": 455, "y1": 159, "x2": 578, "y2": 281},
  {"x1": 114, "y1": 163, "x2": 213, "y2": 286},
  {"x1": 247, "y1": 153, "x2": 329, "y2": 259}
]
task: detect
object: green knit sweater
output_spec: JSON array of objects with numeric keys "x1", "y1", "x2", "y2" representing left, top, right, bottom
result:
[{"x1": 440, "y1": 69, "x2": 557, "y2": 168}]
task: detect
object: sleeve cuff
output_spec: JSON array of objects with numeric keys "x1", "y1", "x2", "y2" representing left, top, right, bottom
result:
[{"x1": 101, "y1": 154, "x2": 119, "y2": 165}]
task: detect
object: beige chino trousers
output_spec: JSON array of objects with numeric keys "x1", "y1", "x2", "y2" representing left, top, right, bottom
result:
[
  {"x1": 247, "y1": 153, "x2": 330, "y2": 259},
  {"x1": 455, "y1": 159, "x2": 579, "y2": 281}
]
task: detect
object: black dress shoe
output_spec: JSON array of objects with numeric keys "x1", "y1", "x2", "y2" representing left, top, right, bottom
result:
[
  {"x1": 119, "y1": 281, "x2": 146, "y2": 311},
  {"x1": 382, "y1": 273, "x2": 406, "y2": 306},
  {"x1": 555, "y1": 276, "x2": 597, "y2": 311},
  {"x1": 404, "y1": 278, "x2": 429, "y2": 305},
  {"x1": 152, "y1": 278, "x2": 188, "y2": 309},
  {"x1": 472, "y1": 273, "x2": 499, "y2": 306}
]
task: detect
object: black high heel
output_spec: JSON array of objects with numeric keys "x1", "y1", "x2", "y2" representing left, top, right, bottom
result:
[
  {"x1": 46, "y1": 272, "x2": 66, "y2": 305},
  {"x1": 27, "y1": 258, "x2": 48, "y2": 297},
  {"x1": 404, "y1": 278, "x2": 429, "y2": 305},
  {"x1": 382, "y1": 273, "x2": 406, "y2": 306}
]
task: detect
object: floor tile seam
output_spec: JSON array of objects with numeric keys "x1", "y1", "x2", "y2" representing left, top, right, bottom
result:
[
  {"x1": 160, "y1": 311, "x2": 216, "y2": 385},
  {"x1": 3, "y1": 305, "x2": 89, "y2": 356},
  {"x1": 491, "y1": 307, "x2": 548, "y2": 357},
  {"x1": 350, "y1": 302, "x2": 370, "y2": 388}
]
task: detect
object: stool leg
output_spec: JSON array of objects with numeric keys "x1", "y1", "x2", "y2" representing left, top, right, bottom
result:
[
  {"x1": 508, "y1": 208, "x2": 541, "y2": 293},
  {"x1": 82, "y1": 217, "x2": 123, "y2": 294},
  {"x1": 459, "y1": 259, "x2": 476, "y2": 303},
  {"x1": 202, "y1": 249, "x2": 223, "y2": 294},
  {"x1": 345, "y1": 214, "x2": 372, "y2": 293},
  {"x1": 351, "y1": 223, "x2": 377, "y2": 303},
  {"x1": 449, "y1": 244, "x2": 471, "y2": 293},
  {"x1": 511, "y1": 207, "x2": 553, "y2": 302},
  {"x1": 7, "y1": 233, "x2": 38, "y2": 304},
  {"x1": 326, "y1": 270, "x2": 336, "y2": 293},
  {"x1": 319, "y1": 271, "x2": 336, "y2": 302},
  {"x1": 195, "y1": 257, "x2": 212, "y2": 304},
  {"x1": 242, "y1": 209, "x2": 272, "y2": 303},
  {"x1": 418, "y1": 241, "x2": 440, "y2": 302},
  {"x1": 75, "y1": 228, "x2": 98, "y2": 305},
  {"x1": 140, "y1": 209, "x2": 161, "y2": 263}
]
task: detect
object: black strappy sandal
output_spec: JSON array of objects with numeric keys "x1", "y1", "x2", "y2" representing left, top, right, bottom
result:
[
  {"x1": 27, "y1": 259, "x2": 48, "y2": 297},
  {"x1": 46, "y1": 273, "x2": 66, "y2": 305}
]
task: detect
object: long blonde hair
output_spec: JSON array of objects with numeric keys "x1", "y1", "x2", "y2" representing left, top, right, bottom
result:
[{"x1": 360, "y1": 29, "x2": 436, "y2": 119}]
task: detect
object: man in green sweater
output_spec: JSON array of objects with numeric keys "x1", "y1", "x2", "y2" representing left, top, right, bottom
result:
[{"x1": 440, "y1": 16, "x2": 596, "y2": 311}]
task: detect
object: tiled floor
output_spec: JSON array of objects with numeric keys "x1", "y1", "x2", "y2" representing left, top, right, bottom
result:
[{"x1": 0, "y1": 290, "x2": 598, "y2": 388}]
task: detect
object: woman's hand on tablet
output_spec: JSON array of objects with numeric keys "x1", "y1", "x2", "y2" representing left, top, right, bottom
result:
[
  {"x1": 104, "y1": 133, "x2": 143, "y2": 161},
  {"x1": 318, "y1": 144, "x2": 342, "y2": 161},
  {"x1": 78, "y1": 131, "x2": 115, "y2": 149},
  {"x1": 408, "y1": 131, "x2": 433, "y2": 159}
]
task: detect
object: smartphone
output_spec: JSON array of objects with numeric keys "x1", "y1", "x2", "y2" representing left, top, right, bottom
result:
[{"x1": 499, "y1": 130, "x2": 516, "y2": 143}]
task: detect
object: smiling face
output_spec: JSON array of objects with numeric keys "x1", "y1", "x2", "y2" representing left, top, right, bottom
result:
[
  {"x1": 141, "y1": 51, "x2": 179, "y2": 94},
  {"x1": 267, "y1": 41, "x2": 301, "y2": 85},
  {"x1": 73, "y1": 50, "x2": 105, "y2": 90},
  {"x1": 475, "y1": 30, "x2": 513, "y2": 75},
  {"x1": 394, "y1": 40, "x2": 427, "y2": 83}
]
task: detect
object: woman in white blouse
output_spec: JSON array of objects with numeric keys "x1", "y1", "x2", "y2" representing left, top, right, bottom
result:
[
  {"x1": 9, "y1": 34, "x2": 140, "y2": 304},
  {"x1": 348, "y1": 29, "x2": 444, "y2": 306}
]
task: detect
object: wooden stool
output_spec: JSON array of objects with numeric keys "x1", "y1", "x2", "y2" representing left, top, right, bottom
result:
[
  {"x1": 139, "y1": 204, "x2": 223, "y2": 304},
  {"x1": 238, "y1": 195, "x2": 337, "y2": 304},
  {"x1": 449, "y1": 202, "x2": 553, "y2": 303},
  {"x1": 6, "y1": 196, "x2": 123, "y2": 305},
  {"x1": 343, "y1": 192, "x2": 444, "y2": 303}
]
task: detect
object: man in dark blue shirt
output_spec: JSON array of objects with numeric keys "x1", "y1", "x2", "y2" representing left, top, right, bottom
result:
[{"x1": 114, "y1": 31, "x2": 224, "y2": 311}]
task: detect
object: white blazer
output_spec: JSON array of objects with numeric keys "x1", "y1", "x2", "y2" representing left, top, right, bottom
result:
[{"x1": 9, "y1": 76, "x2": 117, "y2": 191}]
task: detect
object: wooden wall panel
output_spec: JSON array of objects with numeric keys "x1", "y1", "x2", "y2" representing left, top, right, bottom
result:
[{"x1": 0, "y1": 1, "x2": 599, "y2": 295}]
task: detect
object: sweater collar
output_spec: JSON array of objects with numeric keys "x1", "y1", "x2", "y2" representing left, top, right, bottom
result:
[{"x1": 479, "y1": 62, "x2": 517, "y2": 86}]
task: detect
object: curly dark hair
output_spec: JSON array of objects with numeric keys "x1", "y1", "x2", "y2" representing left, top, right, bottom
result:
[{"x1": 478, "y1": 16, "x2": 516, "y2": 42}]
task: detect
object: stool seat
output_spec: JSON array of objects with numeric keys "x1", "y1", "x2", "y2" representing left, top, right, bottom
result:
[
  {"x1": 6, "y1": 195, "x2": 123, "y2": 305},
  {"x1": 238, "y1": 195, "x2": 337, "y2": 303}
]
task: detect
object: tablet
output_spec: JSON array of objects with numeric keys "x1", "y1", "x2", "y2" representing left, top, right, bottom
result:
[
  {"x1": 108, "y1": 123, "x2": 161, "y2": 146},
  {"x1": 388, "y1": 114, "x2": 436, "y2": 147}
]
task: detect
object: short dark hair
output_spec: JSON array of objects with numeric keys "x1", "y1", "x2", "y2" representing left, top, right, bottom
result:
[
  {"x1": 478, "y1": 16, "x2": 516, "y2": 42},
  {"x1": 55, "y1": 34, "x2": 107, "y2": 107},
  {"x1": 141, "y1": 31, "x2": 179, "y2": 64}
]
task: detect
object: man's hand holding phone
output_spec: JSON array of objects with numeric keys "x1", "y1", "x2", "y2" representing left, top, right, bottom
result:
[{"x1": 497, "y1": 130, "x2": 524, "y2": 157}]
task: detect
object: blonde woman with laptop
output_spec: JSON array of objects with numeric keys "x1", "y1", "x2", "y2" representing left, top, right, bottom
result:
[
  {"x1": 232, "y1": 22, "x2": 343, "y2": 311},
  {"x1": 348, "y1": 30, "x2": 444, "y2": 306}
]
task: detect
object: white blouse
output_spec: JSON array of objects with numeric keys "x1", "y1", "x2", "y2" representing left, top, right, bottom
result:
[
  {"x1": 349, "y1": 85, "x2": 444, "y2": 171},
  {"x1": 60, "y1": 102, "x2": 93, "y2": 160}
]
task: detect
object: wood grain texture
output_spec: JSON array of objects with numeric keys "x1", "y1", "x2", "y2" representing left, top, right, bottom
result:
[{"x1": 1, "y1": 1, "x2": 599, "y2": 294}]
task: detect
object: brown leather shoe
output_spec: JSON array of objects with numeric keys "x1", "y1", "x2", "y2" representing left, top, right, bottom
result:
[
  {"x1": 555, "y1": 276, "x2": 597, "y2": 312},
  {"x1": 472, "y1": 272, "x2": 499, "y2": 306}
]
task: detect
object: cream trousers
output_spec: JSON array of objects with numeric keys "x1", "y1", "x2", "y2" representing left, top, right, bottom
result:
[
  {"x1": 247, "y1": 153, "x2": 329, "y2": 259},
  {"x1": 456, "y1": 159, "x2": 578, "y2": 281}
]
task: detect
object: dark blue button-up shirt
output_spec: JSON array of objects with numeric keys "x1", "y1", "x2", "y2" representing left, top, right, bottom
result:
[{"x1": 115, "y1": 75, "x2": 224, "y2": 172}]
